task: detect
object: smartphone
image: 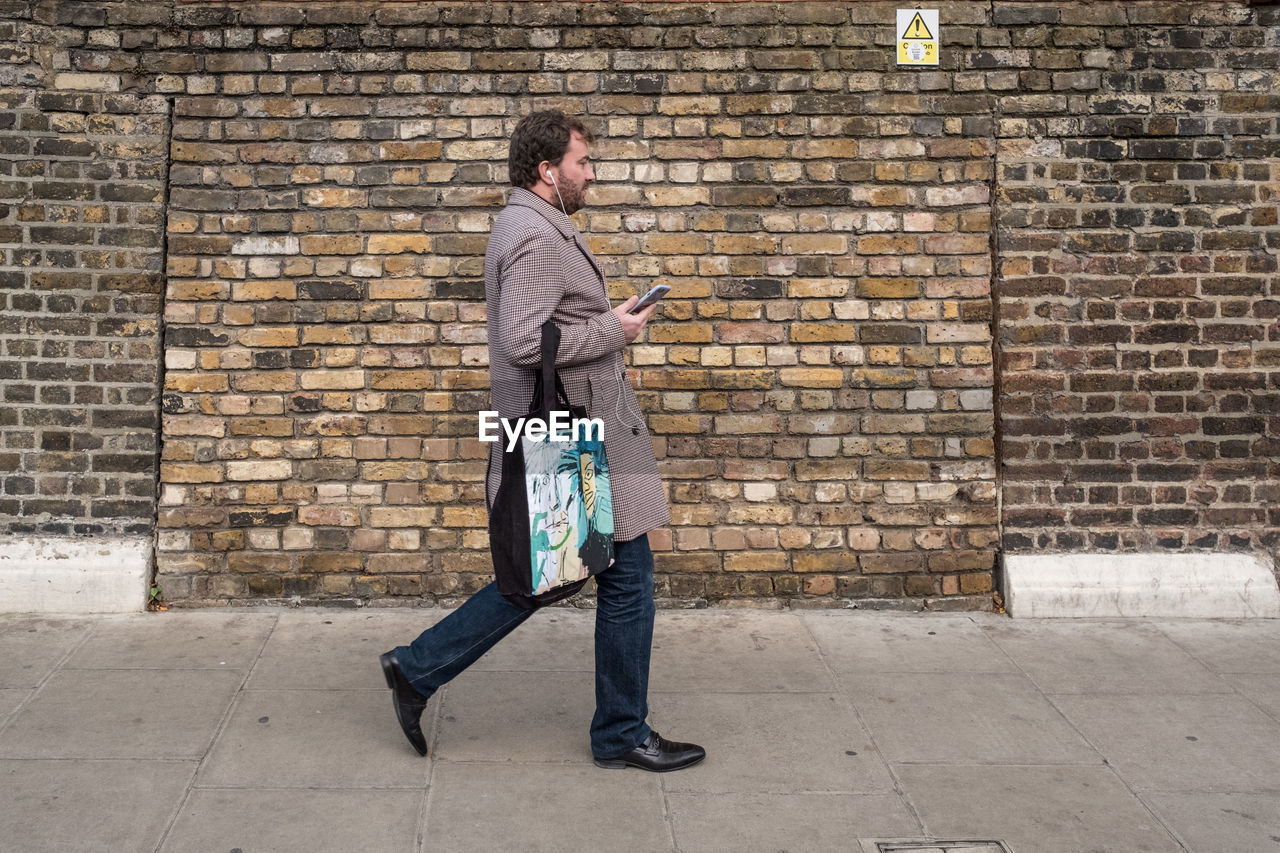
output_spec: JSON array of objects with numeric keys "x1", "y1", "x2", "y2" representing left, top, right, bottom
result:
[{"x1": 628, "y1": 284, "x2": 670, "y2": 314}]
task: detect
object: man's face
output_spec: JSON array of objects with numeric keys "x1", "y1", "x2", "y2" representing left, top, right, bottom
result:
[{"x1": 551, "y1": 131, "x2": 594, "y2": 215}]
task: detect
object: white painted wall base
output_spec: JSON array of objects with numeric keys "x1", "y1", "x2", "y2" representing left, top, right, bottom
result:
[
  {"x1": 0, "y1": 535, "x2": 150, "y2": 614},
  {"x1": 1003, "y1": 552, "x2": 1280, "y2": 618}
]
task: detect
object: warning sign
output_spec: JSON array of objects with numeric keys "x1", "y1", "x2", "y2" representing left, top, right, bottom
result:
[{"x1": 897, "y1": 9, "x2": 939, "y2": 66}]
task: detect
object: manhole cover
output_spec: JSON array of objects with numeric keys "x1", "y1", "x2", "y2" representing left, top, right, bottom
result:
[{"x1": 875, "y1": 842, "x2": 1012, "y2": 853}]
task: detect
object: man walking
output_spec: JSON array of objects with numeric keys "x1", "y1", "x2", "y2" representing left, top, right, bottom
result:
[{"x1": 379, "y1": 110, "x2": 705, "y2": 773}]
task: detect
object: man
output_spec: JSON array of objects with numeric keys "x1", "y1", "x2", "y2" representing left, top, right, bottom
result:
[{"x1": 379, "y1": 110, "x2": 705, "y2": 773}]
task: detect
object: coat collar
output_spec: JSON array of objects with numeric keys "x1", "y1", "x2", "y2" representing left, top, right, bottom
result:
[
  {"x1": 507, "y1": 186, "x2": 576, "y2": 240},
  {"x1": 506, "y1": 187, "x2": 605, "y2": 283}
]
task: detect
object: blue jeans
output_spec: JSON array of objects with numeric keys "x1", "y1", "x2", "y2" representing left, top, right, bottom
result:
[{"x1": 393, "y1": 533, "x2": 655, "y2": 759}]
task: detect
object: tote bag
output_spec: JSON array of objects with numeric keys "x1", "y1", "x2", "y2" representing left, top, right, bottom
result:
[{"x1": 488, "y1": 321, "x2": 615, "y2": 609}]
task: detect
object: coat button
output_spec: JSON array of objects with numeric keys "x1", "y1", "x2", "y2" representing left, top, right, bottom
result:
[{"x1": 632, "y1": 427, "x2": 639, "y2": 436}]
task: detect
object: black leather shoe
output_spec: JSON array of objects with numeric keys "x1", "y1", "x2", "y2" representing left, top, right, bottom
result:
[
  {"x1": 593, "y1": 731, "x2": 706, "y2": 772},
  {"x1": 379, "y1": 650, "x2": 429, "y2": 756}
]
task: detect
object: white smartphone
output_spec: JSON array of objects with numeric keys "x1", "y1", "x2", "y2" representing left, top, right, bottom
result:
[{"x1": 628, "y1": 284, "x2": 670, "y2": 314}]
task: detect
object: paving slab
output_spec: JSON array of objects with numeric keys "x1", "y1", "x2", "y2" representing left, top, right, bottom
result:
[
  {"x1": 804, "y1": 612, "x2": 1017, "y2": 674},
  {"x1": 1152, "y1": 619, "x2": 1280, "y2": 674},
  {"x1": 249, "y1": 609, "x2": 444, "y2": 691},
  {"x1": 980, "y1": 619, "x2": 1232, "y2": 695},
  {"x1": 198, "y1": 688, "x2": 429, "y2": 788},
  {"x1": 434, "y1": 670, "x2": 597, "y2": 763},
  {"x1": 653, "y1": 691, "x2": 895, "y2": 794},
  {"x1": 651, "y1": 610, "x2": 835, "y2": 692},
  {"x1": 160, "y1": 787, "x2": 422, "y2": 853},
  {"x1": 896, "y1": 764, "x2": 1183, "y2": 853},
  {"x1": 1144, "y1": 792, "x2": 1280, "y2": 853},
  {"x1": 0, "y1": 616, "x2": 88, "y2": 687},
  {"x1": 1053, "y1": 692, "x2": 1280, "y2": 793},
  {"x1": 2, "y1": 608, "x2": 1278, "y2": 852},
  {"x1": 0, "y1": 759, "x2": 197, "y2": 853},
  {"x1": 0, "y1": 669, "x2": 242, "y2": 759},
  {"x1": 424, "y1": 761, "x2": 670, "y2": 853},
  {"x1": 850, "y1": 672, "x2": 1099, "y2": 765},
  {"x1": 66, "y1": 611, "x2": 276, "y2": 671},
  {"x1": 1222, "y1": 672, "x2": 1280, "y2": 723},
  {"x1": 0, "y1": 688, "x2": 29, "y2": 722},
  {"x1": 468, "y1": 608, "x2": 595, "y2": 672},
  {"x1": 667, "y1": 792, "x2": 920, "y2": 853}
]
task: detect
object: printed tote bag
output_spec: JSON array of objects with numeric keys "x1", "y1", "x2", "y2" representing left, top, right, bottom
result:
[{"x1": 489, "y1": 321, "x2": 615, "y2": 609}]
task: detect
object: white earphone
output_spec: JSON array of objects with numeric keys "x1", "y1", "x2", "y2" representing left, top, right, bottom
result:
[{"x1": 545, "y1": 168, "x2": 567, "y2": 215}]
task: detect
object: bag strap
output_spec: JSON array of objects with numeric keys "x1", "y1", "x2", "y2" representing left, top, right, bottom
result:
[{"x1": 540, "y1": 320, "x2": 561, "y2": 415}]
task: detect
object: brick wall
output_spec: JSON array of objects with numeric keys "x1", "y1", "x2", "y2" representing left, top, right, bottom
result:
[
  {"x1": 996, "y1": 2, "x2": 1280, "y2": 561},
  {"x1": 1, "y1": 1, "x2": 1275, "y2": 610},
  {"x1": 0, "y1": 1, "x2": 167, "y2": 539},
  {"x1": 150, "y1": 0, "x2": 1001, "y2": 607}
]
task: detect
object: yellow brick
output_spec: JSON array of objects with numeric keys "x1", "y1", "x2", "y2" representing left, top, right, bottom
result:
[
  {"x1": 725, "y1": 95, "x2": 794, "y2": 116},
  {"x1": 165, "y1": 416, "x2": 225, "y2": 437},
  {"x1": 643, "y1": 233, "x2": 708, "y2": 254},
  {"x1": 166, "y1": 374, "x2": 229, "y2": 393},
  {"x1": 160, "y1": 463, "x2": 223, "y2": 483},
  {"x1": 302, "y1": 326, "x2": 363, "y2": 345},
  {"x1": 300, "y1": 234, "x2": 362, "y2": 255},
  {"x1": 856, "y1": 278, "x2": 921, "y2": 298},
  {"x1": 368, "y1": 415, "x2": 434, "y2": 435},
  {"x1": 712, "y1": 234, "x2": 775, "y2": 254},
  {"x1": 782, "y1": 234, "x2": 847, "y2": 255},
  {"x1": 442, "y1": 507, "x2": 488, "y2": 527},
  {"x1": 644, "y1": 187, "x2": 710, "y2": 207},
  {"x1": 368, "y1": 279, "x2": 432, "y2": 299},
  {"x1": 234, "y1": 373, "x2": 299, "y2": 393},
  {"x1": 379, "y1": 141, "x2": 443, "y2": 160},
  {"x1": 226, "y1": 460, "x2": 292, "y2": 481},
  {"x1": 371, "y1": 507, "x2": 438, "y2": 527},
  {"x1": 648, "y1": 415, "x2": 709, "y2": 434},
  {"x1": 585, "y1": 234, "x2": 639, "y2": 255},
  {"x1": 301, "y1": 370, "x2": 365, "y2": 390},
  {"x1": 779, "y1": 368, "x2": 844, "y2": 388},
  {"x1": 439, "y1": 370, "x2": 488, "y2": 390},
  {"x1": 367, "y1": 234, "x2": 433, "y2": 254},
  {"x1": 657, "y1": 96, "x2": 722, "y2": 115},
  {"x1": 302, "y1": 188, "x2": 367, "y2": 208},
  {"x1": 363, "y1": 462, "x2": 431, "y2": 480},
  {"x1": 232, "y1": 280, "x2": 296, "y2": 301},
  {"x1": 725, "y1": 552, "x2": 788, "y2": 572},
  {"x1": 858, "y1": 235, "x2": 919, "y2": 254},
  {"x1": 371, "y1": 370, "x2": 436, "y2": 390},
  {"x1": 790, "y1": 138, "x2": 859, "y2": 159},
  {"x1": 443, "y1": 140, "x2": 506, "y2": 161},
  {"x1": 240, "y1": 328, "x2": 299, "y2": 348},
  {"x1": 168, "y1": 281, "x2": 230, "y2": 301},
  {"x1": 791, "y1": 324, "x2": 859, "y2": 343},
  {"x1": 788, "y1": 279, "x2": 849, "y2": 298}
]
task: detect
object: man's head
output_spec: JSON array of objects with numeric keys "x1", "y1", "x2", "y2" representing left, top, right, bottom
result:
[{"x1": 509, "y1": 109, "x2": 595, "y2": 215}]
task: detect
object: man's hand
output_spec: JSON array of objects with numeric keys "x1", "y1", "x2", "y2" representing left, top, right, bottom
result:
[{"x1": 612, "y1": 296, "x2": 656, "y2": 344}]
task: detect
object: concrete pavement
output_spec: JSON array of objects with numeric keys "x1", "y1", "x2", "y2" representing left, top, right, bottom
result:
[{"x1": 1, "y1": 606, "x2": 1278, "y2": 852}]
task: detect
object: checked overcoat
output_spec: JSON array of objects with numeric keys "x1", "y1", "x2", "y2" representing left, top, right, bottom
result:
[{"x1": 482, "y1": 186, "x2": 671, "y2": 543}]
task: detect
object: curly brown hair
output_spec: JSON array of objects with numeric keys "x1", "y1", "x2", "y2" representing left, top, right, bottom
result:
[{"x1": 508, "y1": 110, "x2": 594, "y2": 189}]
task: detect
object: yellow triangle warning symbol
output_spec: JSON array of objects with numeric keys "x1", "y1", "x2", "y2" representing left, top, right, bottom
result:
[{"x1": 903, "y1": 12, "x2": 933, "y2": 40}]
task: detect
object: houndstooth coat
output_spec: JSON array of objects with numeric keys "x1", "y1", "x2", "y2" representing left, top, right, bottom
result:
[{"x1": 483, "y1": 187, "x2": 670, "y2": 542}]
